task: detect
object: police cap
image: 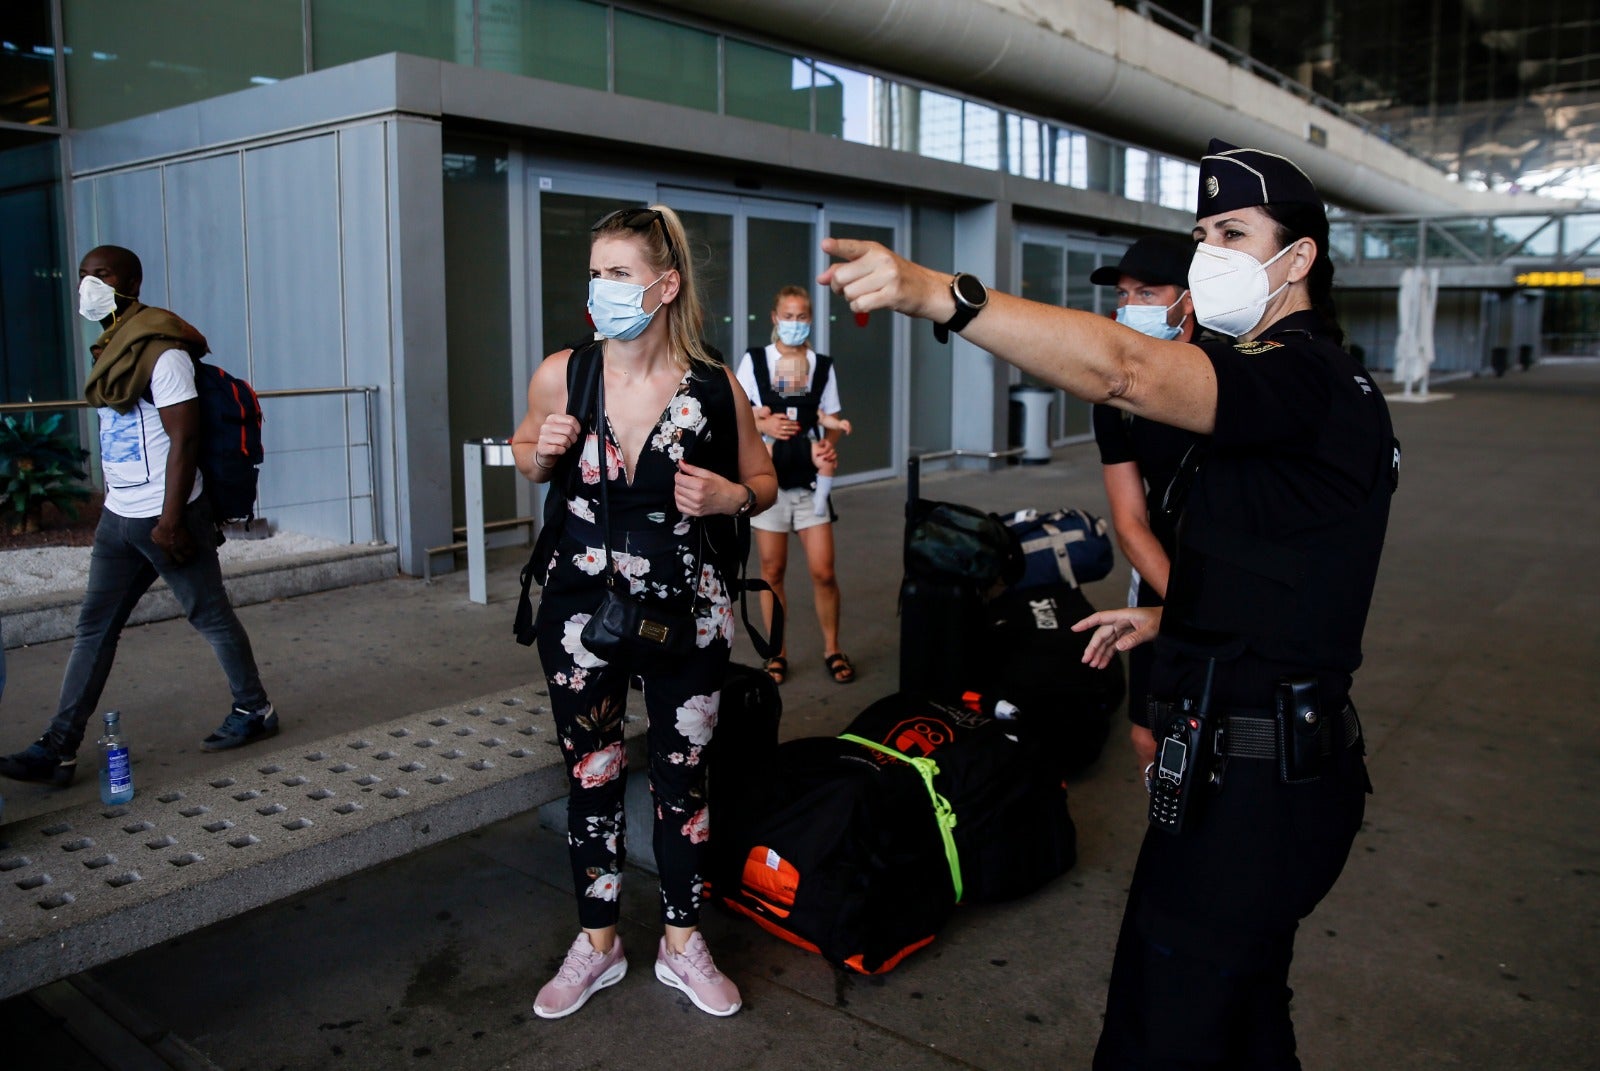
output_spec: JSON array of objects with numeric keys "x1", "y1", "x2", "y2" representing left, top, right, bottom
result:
[
  {"x1": 1195, "y1": 139, "x2": 1321, "y2": 219},
  {"x1": 1089, "y1": 235, "x2": 1193, "y2": 289}
]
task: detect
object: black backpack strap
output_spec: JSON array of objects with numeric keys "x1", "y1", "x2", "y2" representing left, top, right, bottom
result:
[
  {"x1": 746, "y1": 346, "x2": 783, "y2": 410},
  {"x1": 514, "y1": 341, "x2": 603, "y2": 646},
  {"x1": 806, "y1": 354, "x2": 833, "y2": 409},
  {"x1": 697, "y1": 361, "x2": 783, "y2": 661}
]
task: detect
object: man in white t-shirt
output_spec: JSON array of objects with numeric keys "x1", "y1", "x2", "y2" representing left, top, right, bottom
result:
[{"x1": 0, "y1": 246, "x2": 278, "y2": 788}]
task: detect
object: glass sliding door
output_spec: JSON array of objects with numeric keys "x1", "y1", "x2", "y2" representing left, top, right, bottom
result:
[
  {"x1": 824, "y1": 212, "x2": 900, "y2": 480},
  {"x1": 744, "y1": 215, "x2": 815, "y2": 357},
  {"x1": 1016, "y1": 228, "x2": 1124, "y2": 442},
  {"x1": 673, "y1": 207, "x2": 736, "y2": 362}
]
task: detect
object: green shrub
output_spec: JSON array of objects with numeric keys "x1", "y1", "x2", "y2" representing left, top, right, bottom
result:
[{"x1": 0, "y1": 409, "x2": 92, "y2": 534}]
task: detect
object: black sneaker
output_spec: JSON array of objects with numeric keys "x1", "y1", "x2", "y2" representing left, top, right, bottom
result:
[
  {"x1": 202, "y1": 703, "x2": 280, "y2": 752},
  {"x1": 0, "y1": 739, "x2": 78, "y2": 786}
]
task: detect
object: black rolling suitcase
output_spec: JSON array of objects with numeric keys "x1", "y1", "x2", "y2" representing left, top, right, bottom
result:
[
  {"x1": 707, "y1": 662, "x2": 783, "y2": 893},
  {"x1": 978, "y1": 583, "x2": 1126, "y2": 777},
  {"x1": 897, "y1": 454, "x2": 1022, "y2": 698}
]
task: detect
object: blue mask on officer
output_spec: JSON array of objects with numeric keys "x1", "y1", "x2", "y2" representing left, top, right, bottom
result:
[
  {"x1": 588, "y1": 273, "x2": 666, "y2": 341},
  {"x1": 1115, "y1": 292, "x2": 1187, "y2": 341}
]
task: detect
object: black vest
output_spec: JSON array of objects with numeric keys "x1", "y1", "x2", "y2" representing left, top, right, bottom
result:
[
  {"x1": 1160, "y1": 328, "x2": 1399, "y2": 677},
  {"x1": 747, "y1": 346, "x2": 833, "y2": 490}
]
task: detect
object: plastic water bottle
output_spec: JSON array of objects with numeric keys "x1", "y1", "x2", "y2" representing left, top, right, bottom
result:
[{"x1": 99, "y1": 711, "x2": 134, "y2": 805}]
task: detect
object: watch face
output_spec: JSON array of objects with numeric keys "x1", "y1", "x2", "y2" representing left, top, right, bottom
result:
[{"x1": 953, "y1": 273, "x2": 987, "y2": 309}]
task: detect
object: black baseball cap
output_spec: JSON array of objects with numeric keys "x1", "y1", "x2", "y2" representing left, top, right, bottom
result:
[
  {"x1": 1088, "y1": 235, "x2": 1194, "y2": 289},
  {"x1": 1195, "y1": 138, "x2": 1321, "y2": 218}
]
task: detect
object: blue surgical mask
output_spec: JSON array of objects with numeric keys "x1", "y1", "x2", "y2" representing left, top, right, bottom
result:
[
  {"x1": 588, "y1": 273, "x2": 666, "y2": 341},
  {"x1": 775, "y1": 319, "x2": 811, "y2": 347},
  {"x1": 1115, "y1": 292, "x2": 1188, "y2": 341}
]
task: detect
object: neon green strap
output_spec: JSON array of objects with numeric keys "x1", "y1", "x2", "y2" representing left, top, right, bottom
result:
[{"x1": 839, "y1": 733, "x2": 963, "y2": 903}]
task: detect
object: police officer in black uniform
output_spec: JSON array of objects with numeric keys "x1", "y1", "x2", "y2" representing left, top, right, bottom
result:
[{"x1": 821, "y1": 139, "x2": 1396, "y2": 1070}]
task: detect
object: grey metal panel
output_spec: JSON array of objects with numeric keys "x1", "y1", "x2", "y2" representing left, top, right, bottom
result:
[
  {"x1": 388, "y1": 118, "x2": 450, "y2": 574},
  {"x1": 950, "y1": 202, "x2": 1003, "y2": 455},
  {"x1": 242, "y1": 136, "x2": 343, "y2": 393},
  {"x1": 338, "y1": 123, "x2": 392, "y2": 395},
  {"x1": 70, "y1": 177, "x2": 98, "y2": 251},
  {"x1": 70, "y1": 55, "x2": 425, "y2": 176},
  {"x1": 88, "y1": 170, "x2": 167, "y2": 305},
  {"x1": 163, "y1": 154, "x2": 250, "y2": 370}
]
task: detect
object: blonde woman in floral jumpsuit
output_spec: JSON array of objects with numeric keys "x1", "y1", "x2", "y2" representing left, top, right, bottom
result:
[{"x1": 512, "y1": 204, "x2": 775, "y2": 1020}]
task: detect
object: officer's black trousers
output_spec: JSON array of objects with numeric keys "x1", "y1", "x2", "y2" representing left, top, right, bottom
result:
[{"x1": 1093, "y1": 742, "x2": 1368, "y2": 1070}]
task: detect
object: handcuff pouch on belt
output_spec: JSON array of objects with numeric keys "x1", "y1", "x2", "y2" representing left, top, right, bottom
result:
[{"x1": 1274, "y1": 676, "x2": 1327, "y2": 783}]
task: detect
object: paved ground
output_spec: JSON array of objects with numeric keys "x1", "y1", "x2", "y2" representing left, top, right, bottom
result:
[{"x1": 1, "y1": 363, "x2": 1595, "y2": 1069}]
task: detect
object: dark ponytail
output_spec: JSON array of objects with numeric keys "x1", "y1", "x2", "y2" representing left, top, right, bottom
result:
[{"x1": 1262, "y1": 202, "x2": 1343, "y2": 347}]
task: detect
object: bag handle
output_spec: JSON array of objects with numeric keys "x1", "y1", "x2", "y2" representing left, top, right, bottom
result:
[{"x1": 838, "y1": 732, "x2": 964, "y2": 903}]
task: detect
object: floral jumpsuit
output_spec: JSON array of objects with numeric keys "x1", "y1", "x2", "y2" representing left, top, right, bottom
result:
[{"x1": 534, "y1": 368, "x2": 736, "y2": 930}]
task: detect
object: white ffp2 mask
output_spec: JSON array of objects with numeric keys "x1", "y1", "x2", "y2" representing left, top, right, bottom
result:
[{"x1": 1188, "y1": 243, "x2": 1294, "y2": 338}]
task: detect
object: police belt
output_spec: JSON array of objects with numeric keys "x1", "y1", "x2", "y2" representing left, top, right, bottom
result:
[{"x1": 1147, "y1": 701, "x2": 1362, "y2": 760}]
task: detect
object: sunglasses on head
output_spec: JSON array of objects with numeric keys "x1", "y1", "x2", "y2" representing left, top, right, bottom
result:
[{"x1": 592, "y1": 207, "x2": 680, "y2": 266}]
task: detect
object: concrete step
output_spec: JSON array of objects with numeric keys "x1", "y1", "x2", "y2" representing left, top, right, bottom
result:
[{"x1": 2, "y1": 544, "x2": 399, "y2": 648}]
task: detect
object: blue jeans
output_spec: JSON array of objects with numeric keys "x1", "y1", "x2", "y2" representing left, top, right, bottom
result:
[{"x1": 45, "y1": 497, "x2": 268, "y2": 756}]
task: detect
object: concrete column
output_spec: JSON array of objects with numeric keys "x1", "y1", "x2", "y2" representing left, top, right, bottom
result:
[{"x1": 388, "y1": 118, "x2": 452, "y2": 576}]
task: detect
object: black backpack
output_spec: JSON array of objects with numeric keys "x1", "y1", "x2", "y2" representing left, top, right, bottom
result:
[
  {"x1": 712, "y1": 735, "x2": 955, "y2": 974},
  {"x1": 192, "y1": 360, "x2": 264, "y2": 526},
  {"x1": 904, "y1": 499, "x2": 1025, "y2": 590},
  {"x1": 842, "y1": 692, "x2": 1078, "y2": 904},
  {"x1": 976, "y1": 583, "x2": 1126, "y2": 777}
]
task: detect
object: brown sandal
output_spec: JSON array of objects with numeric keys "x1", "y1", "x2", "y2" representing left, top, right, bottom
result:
[
  {"x1": 762, "y1": 655, "x2": 788, "y2": 685},
  {"x1": 823, "y1": 652, "x2": 856, "y2": 684}
]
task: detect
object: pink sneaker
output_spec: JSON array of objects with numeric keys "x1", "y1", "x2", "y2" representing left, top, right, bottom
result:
[
  {"x1": 654, "y1": 932, "x2": 741, "y2": 1016},
  {"x1": 533, "y1": 932, "x2": 627, "y2": 1019}
]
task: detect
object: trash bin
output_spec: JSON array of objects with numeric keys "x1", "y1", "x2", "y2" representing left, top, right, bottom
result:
[
  {"x1": 1009, "y1": 386, "x2": 1054, "y2": 466},
  {"x1": 1490, "y1": 346, "x2": 1508, "y2": 377}
]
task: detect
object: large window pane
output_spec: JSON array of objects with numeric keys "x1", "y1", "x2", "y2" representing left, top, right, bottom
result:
[
  {"x1": 1157, "y1": 157, "x2": 1195, "y2": 210},
  {"x1": 487, "y1": 0, "x2": 608, "y2": 90},
  {"x1": 0, "y1": 0, "x2": 55, "y2": 125},
  {"x1": 1124, "y1": 148, "x2": 1150, "y2": 202},
  {"x1": 826, "y1": 222, "x2": 895, "y2": 476},
  {"x1": 745, "y1": 218, "x2": 814, "y2": 353},
  {"x1": 1564, "y1": 214, "x2": 1600, "y2": 257},
  {"x1": 674, "y1": 209, "x2": 734, "y2": 363},
  {"x1": 1490, "y1": 216, "x2": 1558, "y2": 258},
  {"x1": 66, "y1": 0, "x2": 303, "y2": 128},
  {"x1": 0, "y1": 137, "x2": 68, "y2": 405},
  {"x1": 813, "y1": 62, "x2": 884, "y2": 145},
  {"x1": 1007, "y1": 115, "x2": 1042, "y2": 180},
  {"x1": 540, "y1": 191, "x2": 637, "y2": 357},
  {"x1": 614, "y1": 11, "x2": 716, "y2": 112},
  {"x1": 916, "y1": 90, "x2": 963, "y2": 163},
  {"x1": 1053, "y1": 129, "x2": 1086, "y2": 188},
  {"x1": 312, "y1": 0, "x2": 461, "y2": 69},
  {"x1": 725, "y1": 41, "x2": 809, "y2": 131},
  {"x1": 962, "y1": 102, "x2": 1000, "y2": 171},
  {"x1": 443, "y1": 138, "x2": 512, "y2": 529}
]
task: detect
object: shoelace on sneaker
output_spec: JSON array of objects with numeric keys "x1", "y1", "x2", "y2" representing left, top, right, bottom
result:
[
  {"x1": 555, "y1": 942, "x2": 603, "y2": 985},
  {"x1": 675, "y1": 940, "x2": 719, "y2": 981}
]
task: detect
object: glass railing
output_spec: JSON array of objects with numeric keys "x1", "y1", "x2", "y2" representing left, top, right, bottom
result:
[{"x1": 1328, "y1": 213, "x2": 1600, "y2": 266}]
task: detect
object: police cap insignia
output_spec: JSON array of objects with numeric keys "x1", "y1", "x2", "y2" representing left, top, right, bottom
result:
[
  {"x1": 1233, "y1": 339, "x2": 1282, "y2": 355},
  {"x1": 1196, "y1": 138, "x2": 1321, "y2": 219}
]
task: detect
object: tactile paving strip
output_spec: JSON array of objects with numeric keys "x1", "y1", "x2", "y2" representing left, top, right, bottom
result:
[{"x1": 0, "y1": 686, "x2": 641, "y2": 1001}]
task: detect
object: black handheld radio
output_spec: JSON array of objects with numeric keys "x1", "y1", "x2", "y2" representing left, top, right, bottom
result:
[{"x1": 1148, "y1": 659, "x2": 1220, "y2": 835}]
